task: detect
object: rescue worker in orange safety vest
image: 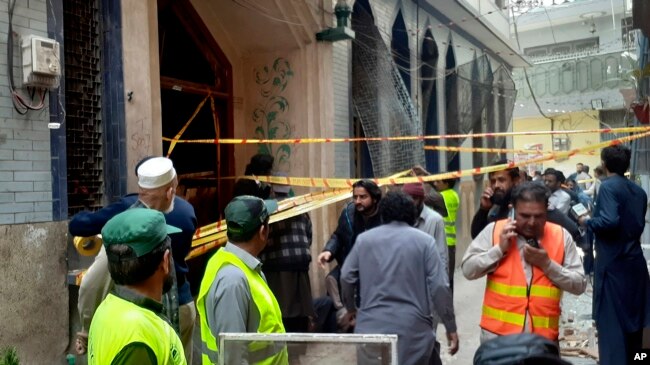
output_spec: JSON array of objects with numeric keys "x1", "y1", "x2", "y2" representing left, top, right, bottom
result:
[{"x1": 461, "y1": 182, "x2": 586, "y2": 342}]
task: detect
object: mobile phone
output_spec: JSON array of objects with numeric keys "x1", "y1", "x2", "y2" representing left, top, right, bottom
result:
[
  {"x1": 570, "y1": 203, "x2": 590, "y2": 220},
  {"x1": 526, "y1": 238, "x2": 540, "y2": 248},
  {"x1": 508, "y1": 207, "x2": 515, "y2": 221}
]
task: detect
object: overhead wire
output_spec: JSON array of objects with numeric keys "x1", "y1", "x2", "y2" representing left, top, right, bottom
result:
[
  {"x1": 512, "y1": 7, "x2": 553, "y2": 120},
  {"x1": 235, "y1": 0, "x2": 617, "y2": 114},
  {"x1": 231, "y1": 0, "x2": 305, "y2": 26}
]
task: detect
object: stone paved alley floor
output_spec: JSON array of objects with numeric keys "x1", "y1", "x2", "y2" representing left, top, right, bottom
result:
[{"x1": 292, "y1": 270, "x2": 600, "y2": 365}]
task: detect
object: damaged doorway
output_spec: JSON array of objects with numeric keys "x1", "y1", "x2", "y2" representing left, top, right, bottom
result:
[
  {"x1": 158, "y1": 0, "x2": 233, "y2": 225},
  {"x1": 158, "y1": 0, "x2": 233, "y2": 291}
]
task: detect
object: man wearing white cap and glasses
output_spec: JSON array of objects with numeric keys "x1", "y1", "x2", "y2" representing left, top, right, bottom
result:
[{"x1": 69, "y1": 156, "x2": 198, "y2": 363}]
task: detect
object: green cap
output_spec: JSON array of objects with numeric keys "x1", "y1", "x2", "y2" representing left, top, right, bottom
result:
[
  {"x1": 101, "y1": 208, "x2": 181, "y2": 258},
  {"x1": 225, "y1": 195, "x2": 278, "y2": 240}
]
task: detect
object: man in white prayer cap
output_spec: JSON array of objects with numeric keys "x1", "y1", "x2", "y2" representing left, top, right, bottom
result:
[
  {"x1": 69, "y1": 156, "x2": 198, "y2": 363},
  {"x1": 134, "y1": 156, "x2": 178, "y2": 213}
]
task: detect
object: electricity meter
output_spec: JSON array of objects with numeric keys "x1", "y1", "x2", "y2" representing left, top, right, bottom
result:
[{"x1": 21, "y1": 35, "x2": 60, "y2": 89}]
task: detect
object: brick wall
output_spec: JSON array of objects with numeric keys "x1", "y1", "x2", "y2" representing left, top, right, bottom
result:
[{"x1": 0, "y1": 0, "x2": 52, "y2": 224}]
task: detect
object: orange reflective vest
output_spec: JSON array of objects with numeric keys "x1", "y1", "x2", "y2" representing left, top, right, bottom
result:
[{"x1": 480, "y1": 220, "x2": 565, "y2": 341}]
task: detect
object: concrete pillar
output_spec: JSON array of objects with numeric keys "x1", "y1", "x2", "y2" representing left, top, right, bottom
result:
[{"x1": 121, "y1": 0, "x2": 162, "y2": 190}]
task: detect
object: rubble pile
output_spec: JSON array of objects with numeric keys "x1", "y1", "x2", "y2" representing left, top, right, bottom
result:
[{"x1": 559, "y1": 285, "x2": 599, "y2": 364}]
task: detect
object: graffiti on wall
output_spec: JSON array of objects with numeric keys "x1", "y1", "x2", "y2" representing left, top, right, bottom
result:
[{"x1": 253, "y1": 57, "x2": 294, "y2": 170}]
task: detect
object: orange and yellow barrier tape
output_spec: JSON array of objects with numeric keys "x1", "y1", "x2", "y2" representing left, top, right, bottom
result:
[
  {"x1": 163, "y1": 126, "x2": 650, "y2": 145},
  {"x1": 166, "y1": 94, "x2": 211, "y2": 157},
  {"x1": 424, "y1": 145, "x2": 598, "y2": 156},
  {"x1": 253, "y1": 132, "x2": 646, "y2": 194},
  {"x1": 235, "y1": 131, "x2": 650, "y2": 190},
  {"x1": 186, "y1": 169, "x2": 412, "y2": 259},
  {"x1": 186, "y1": 130, "x2": 648, "y2": 258}
]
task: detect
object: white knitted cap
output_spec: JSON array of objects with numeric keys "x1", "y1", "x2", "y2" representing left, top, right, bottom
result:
[
  {"x1": 272, "y1": 171, "x2": 291, "y2": 194},
  {"x1": 137, "y1": 157, "x2": 176, "y2": 189}
]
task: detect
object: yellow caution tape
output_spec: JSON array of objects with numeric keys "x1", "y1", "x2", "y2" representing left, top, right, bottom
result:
[
  {"x1": 162, "y1": 126, "x2": 650, "y2": 145},
  {"x1": 186, "y1": 169, "x2": 412, "y2": 259},
  {"x1": 424, "y1": 145, "x2": 598, "y2": 155},
  {"x1": 187, "y1": 130, "x2": 649, "y2": 258},
  {"x1": 73, "y1": 235, "x2": 103, "y2": 256},
  {"x1": 166, "y1": 95, "x2": 210, "y2": 157},
  {"x1": 234, "y1": 131, "x2": 650, "y2": 189},
  {"x1": 231, "y1": 140, "x2": 629, "y2": 189},
  {"x1": 576, "y1": 171, "x2": 630, "y2": 184}
]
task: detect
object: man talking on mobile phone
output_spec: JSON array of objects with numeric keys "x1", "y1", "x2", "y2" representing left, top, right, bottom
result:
[{"x1": 461, "y1": 182, "x2": 586, "y2": 343}]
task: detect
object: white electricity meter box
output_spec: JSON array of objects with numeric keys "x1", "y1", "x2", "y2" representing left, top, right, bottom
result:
[{"x1": 21, "y1": 35, "x2": 61, "y2": 89}]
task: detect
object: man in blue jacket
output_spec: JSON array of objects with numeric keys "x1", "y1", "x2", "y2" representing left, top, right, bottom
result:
[
  {"x1": 317, "y1": 180, "x2": 382, "y2": 321},
  {"x1": 579, "y1": 145, "x2": 650, "y2": 365},
  {"x1": 69, "y1": 157, "x2": 197, "y2": 363}
]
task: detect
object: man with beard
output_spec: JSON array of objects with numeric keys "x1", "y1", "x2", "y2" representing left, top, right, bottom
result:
[
  {"x1": 471, "y1": 161, "x2": 521, "y2": 239},
  {"x1": 472, "y1": 162, "x2": 582, "y2": 246},
  {"x1": 87, "y1": 209, "x2": 185, "y2": 364},
  {"x1": 462, "y1": 182, "x2": 586, "y2": 343},
  {"x1": 317, "y1": 180, "x2": 382, "y2": 321},
  {"x1": 70, "y1": 157, "x2": 197, "y2": 362}
]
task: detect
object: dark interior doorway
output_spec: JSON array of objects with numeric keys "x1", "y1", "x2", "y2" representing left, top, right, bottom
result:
[
  {"x1": 158, "y1": 0, "x2": 233, "y2": 225},
  {"x1": 351, "y1": 0, "x2": 375, "y2": 177},
  {"x1": 392, "y1": 10, "x2": 411, "y2": 95},
  {"x1": 158, "y1": 0, "x2": 233, "y2": 294},
  {"x1": 421, "y1": 29, "x2": 439, "y2": 173},
  {"x1": 445, "y1": 39, "x2": 459, "y2": 172}
]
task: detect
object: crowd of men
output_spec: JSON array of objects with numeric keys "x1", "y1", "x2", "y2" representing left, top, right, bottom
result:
[{"x1": 70, "y1": 145, "x2": 649, "y2": 365}]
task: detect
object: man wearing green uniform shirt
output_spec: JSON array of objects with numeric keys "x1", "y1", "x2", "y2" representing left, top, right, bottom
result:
[
  {"x1": 88, "y1": 209, "x2": 185, "y2": 365},
  {"x1": 434, "y1": 178, "x2": 460, "y2": 293},
  {"x1": 197, "y1": 195, "x2": 288, "y2": 365}
]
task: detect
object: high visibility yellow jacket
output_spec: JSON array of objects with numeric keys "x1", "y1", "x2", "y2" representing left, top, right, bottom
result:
[
  {"x1": 440, "y1": 188, "x2": 459, "y2": 246},
  {"x1": 480, "y1": 220, "x2": 564, "y2": 341},
  {"x1": 88, "y1": 293, "x2": 185, "y2": 365},
  {"x1": 196, "y1": 249, "x2": 288, "y2": 365}
]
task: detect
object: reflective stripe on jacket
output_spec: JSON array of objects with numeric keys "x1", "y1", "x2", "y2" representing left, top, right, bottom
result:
[
  {"x1": 480, "y1": 220, "x2": 565, "y2": 341},
  {"x1": 88, "y1": 293, "x2": 185, "y2": 365},
  {"x1": 196, "y1": 249, "x2": 288, "y2": 365},
  {"x1": 440, "y1": 189, "x2": 459, "y2": 246}
]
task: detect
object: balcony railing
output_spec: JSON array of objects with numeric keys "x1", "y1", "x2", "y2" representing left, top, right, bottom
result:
[
  {"x1": 526, "y1": 43, "x2": 636, "y2": 65},
  {"x1": 527, "y1": 47, "x2": 599, "y2": 64},
  {"x1": 513, "y1": 49, "x2": 637, "y2": 100}
]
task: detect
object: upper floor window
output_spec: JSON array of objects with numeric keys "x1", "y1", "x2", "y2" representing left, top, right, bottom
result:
[{"x1": 621, "y1": 17, "x2": 636, "y2": 49}]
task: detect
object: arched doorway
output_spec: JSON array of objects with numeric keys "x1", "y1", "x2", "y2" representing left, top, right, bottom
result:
[
  {"x1": 421, "y1": 29, "x2": 439, "y2": 173},
  {"x1": 392, "y1": 10, "x2": 411, "y2": 95},
  {"x1": 351, "y1": 0, "x2": 375, "y2": 178},
  {"x1": 158, "y1": 0, "x2": 234, "y2": 226},
  {"x1": 445, "y1": 37, "x2": 459, "y2": 172}
]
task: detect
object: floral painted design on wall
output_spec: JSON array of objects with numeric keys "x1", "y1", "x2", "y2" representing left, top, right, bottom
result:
[{"x1": 253, "y1": 57, "x2": 294, "y2": 170}]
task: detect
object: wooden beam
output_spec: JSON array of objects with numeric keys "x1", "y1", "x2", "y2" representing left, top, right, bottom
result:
[{"x1": 160, "y1": 76, "x2": 229, "y2": 98}]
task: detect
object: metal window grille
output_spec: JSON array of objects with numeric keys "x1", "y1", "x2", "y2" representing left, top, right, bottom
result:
[{"x1": 63, "y1": 0, "x2": 104, "y2": 216}]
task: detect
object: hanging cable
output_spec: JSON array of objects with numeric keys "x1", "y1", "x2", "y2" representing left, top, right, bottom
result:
[
  {"x1": 7, "y1": 0, "x2": 48, "y2": 114},
  {"x1": 512, "y1": 8, "x2": 552, "y2": 120}
]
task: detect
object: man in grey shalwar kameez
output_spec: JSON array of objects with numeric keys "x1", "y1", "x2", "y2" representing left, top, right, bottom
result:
[{"x1": 341, "y1": 191, "x2": 459, "y2": 365}]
